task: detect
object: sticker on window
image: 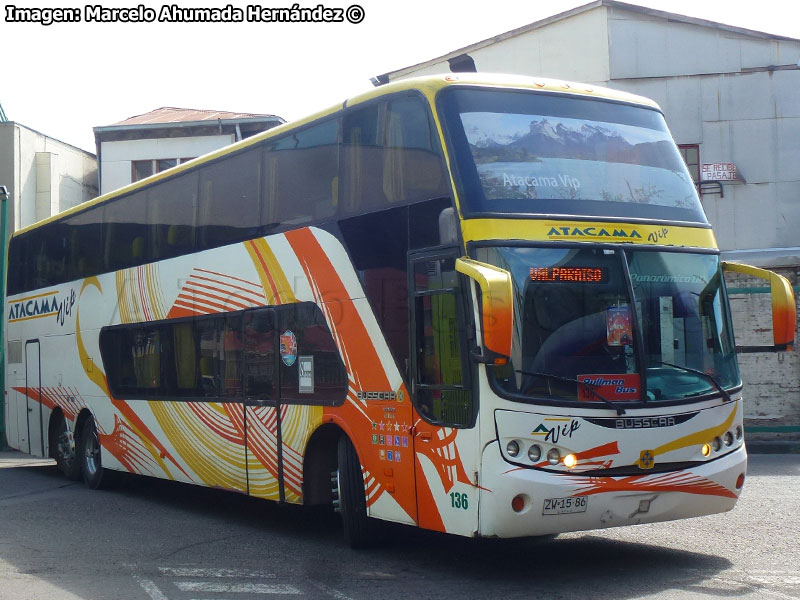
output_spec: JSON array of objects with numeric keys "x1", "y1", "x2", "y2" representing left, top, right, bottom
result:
[
  {"x1": 280, "y1": 330, "x2": 297, "y2": 366},
  {"x1": 299, "y1": 355, "x2": 313, "y2": 393},
  {"x1": 606, "y1": 305, "x2": 633, "y2": 346}
]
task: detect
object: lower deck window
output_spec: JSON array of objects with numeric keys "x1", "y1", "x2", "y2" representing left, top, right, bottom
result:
[{"x1": 100, "y1": 303, "x2": 347, "y2": 404}]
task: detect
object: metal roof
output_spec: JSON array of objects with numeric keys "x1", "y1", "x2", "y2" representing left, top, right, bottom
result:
[
  {"x1": 374, "y1": 0, "x2": 800, "y2": 84},
  {"x1": 107, "y1": 107, "x2": 282, "y2": 127}
]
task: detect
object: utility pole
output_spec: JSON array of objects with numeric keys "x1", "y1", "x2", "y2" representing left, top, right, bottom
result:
[
  {"x1": 0, "y1": 101, "x2": 8, "y2": 446},
  {"x1": 0, "y1": 185, "x2": 7, "y2": 448}
]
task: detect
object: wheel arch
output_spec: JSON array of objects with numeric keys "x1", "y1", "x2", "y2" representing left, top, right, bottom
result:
[
  {"x1": 46, "y1": 406, "x2": 67, "y2": 459},
  {"x1": 73, "y1": 408, "x2": 95, "y2": 448},
  {"x1": 302, "y1": 423, "x2": 346, "y2": 505}
]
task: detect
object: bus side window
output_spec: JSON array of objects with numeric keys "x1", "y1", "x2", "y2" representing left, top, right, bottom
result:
[
  {"x1": 147, "y1": 171, "x2": 198, "y2": 262},
  {"x1": 342, "y1": 103, "x2": 383, "y2": 213},
  {"x1": 383, "y1": 97, "x2": 448, "y2": 205},
  {"x1": 63, "y1": 207, "x2": 103, "y2": 281},
  {"x1": 7, "y1": 235, "x2": 25, "y2": 295},
  {"x1": 263, "y1": 117, "x2": 340, "y2": 227},
  {"x1": 244, "y1": 309, "x2": 275, "y2": 400},
  {"x1": 276, "y1": 302, "x2": 347, "y2": 406},
  {"x1": 102, "y1": 192, "x2": 148, "y2": 273},
  {"x1": 197, "y1": 148, "x2": 262, "y2": 251},
  {"x1": 341, "y1": 95, "x2": 449, "y2": 217}
]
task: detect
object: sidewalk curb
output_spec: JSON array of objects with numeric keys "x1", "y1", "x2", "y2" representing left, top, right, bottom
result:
[{"x1": 746, "y1": 440, "x2": 800, "y2": 454}]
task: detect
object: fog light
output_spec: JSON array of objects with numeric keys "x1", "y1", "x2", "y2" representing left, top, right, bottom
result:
[
  {"x1": 528, "y1": 444, "x2": 542, "y2": 462},
  {"x1": 711, "y1": 437, "x2": 722, "y2": 452},
  {"x1": 563, "y1": 454, "x2": 578, "y2": 469},
  {"x1": 547, "y1": 448, "x2": 561, "y2": 465},
  {"x1": 723, "y1": 431, "x2": 734, "y2": 447},
  {"x1": 701, "y1": 444, "x2": 711, "y2": 457},
  {"x1": 511, "y1": 494, "x2": 526, "y2": 513},
  {"x1": 736, "y1": 473, "x2": 745, "y2": 489},
  {"x1": 507, "y1": 440, "x2": 520, "y2": 457}
]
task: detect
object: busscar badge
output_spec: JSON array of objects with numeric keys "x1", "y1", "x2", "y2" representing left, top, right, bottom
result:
[{"x1": 638, "y1": 450, "x2": 656, "y2": 470}]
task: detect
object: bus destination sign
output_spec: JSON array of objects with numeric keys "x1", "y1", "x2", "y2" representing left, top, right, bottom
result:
[{"x1": 530, "y1": 266, "x2": 607, "y2": 283}]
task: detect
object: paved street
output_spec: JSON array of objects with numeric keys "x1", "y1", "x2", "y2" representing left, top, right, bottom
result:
[{"x1": 0, "y1": 449, "x2": 798, "y2": 600}]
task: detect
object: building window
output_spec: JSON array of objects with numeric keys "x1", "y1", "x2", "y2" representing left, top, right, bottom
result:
[
  {"x1": 132, "y1": 158, "x2": 197, "y2": 183},
  {"x1": 132, "y1": 160, "x2": 154, "y2": 183},
  {"x1": 157, "y1": 158, "x2": 177, "y2": 172},
  {"x1": 678, "y1": 145, "x2": 700, "y2": 184}
]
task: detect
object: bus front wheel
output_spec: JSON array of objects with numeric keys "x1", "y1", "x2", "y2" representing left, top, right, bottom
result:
[
  {"x1": 334, "y1": 435, "x2": 372, "y2": 548},
  {"x1": 79, "y1": 418, "x2": 115, "y2": 490}
]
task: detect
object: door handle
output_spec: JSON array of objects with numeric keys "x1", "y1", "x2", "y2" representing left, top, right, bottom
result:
[{"x1": 418, "y1": 431, "x2": 432, "y2": 442}]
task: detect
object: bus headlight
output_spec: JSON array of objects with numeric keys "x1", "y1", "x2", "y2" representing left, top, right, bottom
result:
[
  {"x1": 506, "y1": 440, "x2": 520, "y2": 457},
  {"x1": 528, "y1": 444, "x2": 542, "y2": 462},
  {"x1": 547, "y1": 448, "x2": 561, "y2": 465},
  {"x1": 723, "y1": 431, "x2": 734, "y2": 447},
  {"x1": 711, "y1": 437, "x2": 722, "y2": 452}
]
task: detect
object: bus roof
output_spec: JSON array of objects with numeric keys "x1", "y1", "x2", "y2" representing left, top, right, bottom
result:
[{"x1": 13, "y1": 73, "x2": 662, "y2": 237}]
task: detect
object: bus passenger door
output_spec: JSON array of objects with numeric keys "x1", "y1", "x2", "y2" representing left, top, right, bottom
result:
[
  {"x1": 25, "y1": 341, "x2": 44, "y2": 457},
  {"x1": 409, "y1": 250, "x2": 480, "y2": 536},
  {"x1": 242, "y1": 308, "x2": 284, "y2": 502}
]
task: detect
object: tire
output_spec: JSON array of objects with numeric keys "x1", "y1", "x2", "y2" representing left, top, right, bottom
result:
[
  {"x1": 335, "y1": 435, "x2": 372, "y2": 548},
  {"x1": 79, "y1": 418, "x2": 115, "y2": 490},
  {"x1": 51, "y1": 414, "x2": 81, "y2": 481}
]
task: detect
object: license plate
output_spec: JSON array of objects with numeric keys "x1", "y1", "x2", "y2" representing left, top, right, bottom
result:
[{"x1": 542, "y1": 496, "x2": 588, "y2": 515}]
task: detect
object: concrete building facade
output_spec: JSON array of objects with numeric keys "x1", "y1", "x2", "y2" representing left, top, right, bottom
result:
[
  {"x1": 94, "y1": 107, "x2": 284, "y2": 195},
  {"x1": 375, "y1": 0, "x2": 800, "y2": 443},
  {"x1": 0, "y1": 122, "x2": 98, "y2": 232}
]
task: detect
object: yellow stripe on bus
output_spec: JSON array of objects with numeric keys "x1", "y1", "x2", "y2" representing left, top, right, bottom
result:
[
  {"x1": 10, "y1": 290, "x2": 59, "y2": 303},
  {"x1": 462, "y1": 219, "x2": 718, "y2": 249},
  {"x1": 9, "y1": 311, "x2": 58, "y2": 323},
  {"x1": 245, "y1": 238, "x2": 297, "y2": 305}
]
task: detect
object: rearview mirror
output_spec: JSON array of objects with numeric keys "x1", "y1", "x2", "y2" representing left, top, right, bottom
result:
[
  {"x1": 455, "y1": 257, "x2": 513, "y2": 360},
  {"x1": 722, "y1": 262, "x2": 796, "y2": 352}
]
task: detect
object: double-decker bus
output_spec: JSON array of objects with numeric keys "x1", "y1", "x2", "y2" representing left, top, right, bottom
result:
[{"x1": 4, "y1": 74, "x2": 795, "y2": 547}]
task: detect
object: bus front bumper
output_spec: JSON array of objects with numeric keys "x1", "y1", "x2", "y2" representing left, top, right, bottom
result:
[{"x1": 478, "y1": 441, "x2": 746, "y2": 538}]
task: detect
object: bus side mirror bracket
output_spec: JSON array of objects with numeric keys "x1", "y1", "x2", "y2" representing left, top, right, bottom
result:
[
  {"x1": 455, "y1": 257, "x2": 513, "y2": 360},
  {"x1": 721, "y1": 261, "x2": 796, "y2": 352}
]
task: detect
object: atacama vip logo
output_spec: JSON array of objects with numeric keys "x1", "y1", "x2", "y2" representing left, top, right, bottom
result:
[
  {"x1": 547, "y1": 226, "x2": 643, "y2": 240},
  {"x1": 8, "y1": 288, "x2": 76, "y2": 326},
  {"x1": 8, "y1": 291, "x2": 60, "y2": 323}
]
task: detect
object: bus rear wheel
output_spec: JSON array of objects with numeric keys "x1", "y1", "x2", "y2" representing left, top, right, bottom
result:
[
  {"x1": 333, "y1": 435, "x2": 372, "y2": 548},
  {"x1": 51, "y1": 414, "x2": 81, "y2": 481},
  {"x1": 79, "y1": 418, "x2": 115, "y2": 490}
]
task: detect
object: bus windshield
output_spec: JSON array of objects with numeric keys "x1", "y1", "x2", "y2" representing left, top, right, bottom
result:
[
  {"x1": 475, "y1": 246, "x2": 740, "y2": 404},
  {"x1": 440, "y1": 88, "x2": 706, "y2": 223}
]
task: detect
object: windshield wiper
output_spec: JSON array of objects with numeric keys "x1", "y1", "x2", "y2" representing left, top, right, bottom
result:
[
  {"x1": 516, "y1": 369, "x2": 627, "y2": 415},
  {"x1": 652, "y1": 361, "x2": 732, "y2": 403}
]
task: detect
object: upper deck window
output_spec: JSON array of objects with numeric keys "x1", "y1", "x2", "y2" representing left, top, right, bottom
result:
[{"x1": 439, "y1": 88, "x2": 707, "y2": 224}]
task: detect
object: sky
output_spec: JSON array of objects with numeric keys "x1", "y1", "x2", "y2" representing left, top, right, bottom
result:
[{"x1": 2, "y1": 0, "x2": 799, "y2": 153}]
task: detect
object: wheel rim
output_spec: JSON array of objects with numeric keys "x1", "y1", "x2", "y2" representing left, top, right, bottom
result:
[
  {"x1": 57, "y1": 432, "x2": 75, "y2": 469},
  {"x1": 84, "y1": 429, "x2": 100, "y2": 478}
]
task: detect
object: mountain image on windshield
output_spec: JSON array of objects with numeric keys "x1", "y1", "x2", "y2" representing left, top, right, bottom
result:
[
  {"x1": 460, "y1": 112, "x2": 695, "y2": 206},
  {"x1": 468, "y1": 117, "x2": 677, "y2": 170}
]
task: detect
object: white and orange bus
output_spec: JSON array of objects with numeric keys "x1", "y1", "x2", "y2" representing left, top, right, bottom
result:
[{"x1": 4, "y1": 74, "x2": 795, "y2": 547}]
